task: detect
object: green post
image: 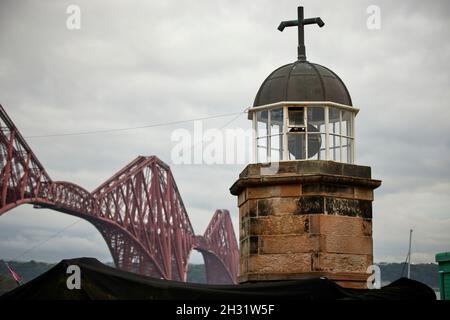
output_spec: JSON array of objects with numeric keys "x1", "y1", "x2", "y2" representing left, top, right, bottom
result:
[{"x1": 436, "y1": 252, "x2": 450, "y2": 300}]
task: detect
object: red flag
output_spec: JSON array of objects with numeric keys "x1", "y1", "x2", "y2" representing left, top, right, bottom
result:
[{"x1": 6, "y1": 263, "x2": 22, "y2": 285}]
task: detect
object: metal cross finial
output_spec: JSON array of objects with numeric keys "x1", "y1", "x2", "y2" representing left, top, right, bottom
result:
[{"x1": 278, "y1": 6, "x2": 324, "y2": 61}]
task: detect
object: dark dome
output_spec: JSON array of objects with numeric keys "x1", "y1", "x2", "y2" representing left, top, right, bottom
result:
[{"x1": 253, "y1": 60, "x2": 352, "y2": 107}]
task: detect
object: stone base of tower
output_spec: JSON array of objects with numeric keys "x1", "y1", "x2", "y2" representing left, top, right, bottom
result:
[{"x1": 230, "y1": 161, "x2": 381, "y2": 289}]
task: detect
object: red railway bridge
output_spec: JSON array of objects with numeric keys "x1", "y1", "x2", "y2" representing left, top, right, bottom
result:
[{"x1": 0, "y1": 105, "x2": 239, "y2": 284}]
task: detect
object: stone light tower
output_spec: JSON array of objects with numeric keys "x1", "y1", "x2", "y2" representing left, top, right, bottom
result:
[{"x1": 230, "y1": 6, "x2": 381, "y2": 288}]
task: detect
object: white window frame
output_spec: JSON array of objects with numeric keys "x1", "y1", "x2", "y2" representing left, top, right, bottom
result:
[{"x1": 251, "y1": 101, "x2": 357, "y2": 164}]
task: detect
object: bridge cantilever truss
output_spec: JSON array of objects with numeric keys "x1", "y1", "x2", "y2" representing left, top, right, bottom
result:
[{"x1": 0, "y1": 105, "x2": 239, "y2": 284}]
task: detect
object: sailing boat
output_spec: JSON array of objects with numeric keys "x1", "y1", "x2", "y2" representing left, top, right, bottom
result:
[{"x1": 402, "y1": 229, "x2": 413, "y2": 279}]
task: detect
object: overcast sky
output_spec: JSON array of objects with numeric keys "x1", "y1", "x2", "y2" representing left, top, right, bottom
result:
[{"x1": 0, "y1": 0, "x2": 449, "y2": 266}]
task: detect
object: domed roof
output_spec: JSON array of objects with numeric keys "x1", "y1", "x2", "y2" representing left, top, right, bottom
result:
[{"x1": 253, "y1": 60, "x2": 352, "y2": 107}]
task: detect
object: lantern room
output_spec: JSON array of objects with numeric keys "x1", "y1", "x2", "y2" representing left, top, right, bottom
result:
[{"x1": 249, "y1": 60, "x2": 357, "y2": 164}]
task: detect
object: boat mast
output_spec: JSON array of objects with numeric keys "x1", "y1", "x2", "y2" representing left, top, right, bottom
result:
[{"x1": 407, "y1": 229, "x2": 413, "y2": 279}]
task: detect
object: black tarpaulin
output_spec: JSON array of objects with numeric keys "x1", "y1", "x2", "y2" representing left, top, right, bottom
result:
[{"x1": 0, "y1": 258, "x2": 436, "y2": 300}]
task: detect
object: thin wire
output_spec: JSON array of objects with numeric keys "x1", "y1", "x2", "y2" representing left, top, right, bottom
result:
[
  {"x1": 219, "y1": 108, "x2": 249, "y2": 129},
  {"x1": 10, "y1": 108, "x2": 249, "y2": 261},
  {"x1": 178, "y1": 107, "x2": 248, "y2": 158},
  {"x1": 11, "y1": 218, "x2": 82, "y2": 261},
  {"x1": 25, "y1": 111, "x2": 246, "y2": 139}
]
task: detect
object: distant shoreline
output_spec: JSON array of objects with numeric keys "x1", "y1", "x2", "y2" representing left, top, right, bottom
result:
[{"x1": 0, "y1": 259, "x2": 439, "y2": 295}]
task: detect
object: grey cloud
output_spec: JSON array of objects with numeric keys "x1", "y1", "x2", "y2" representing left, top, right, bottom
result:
[{"x1": 0, "y1": 0, "x2": 449, "y2": 266}]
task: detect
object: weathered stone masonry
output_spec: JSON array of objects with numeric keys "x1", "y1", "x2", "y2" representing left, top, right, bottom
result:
[{"x1": 230, "y1": 160, "x2": 381, "y2": 288}]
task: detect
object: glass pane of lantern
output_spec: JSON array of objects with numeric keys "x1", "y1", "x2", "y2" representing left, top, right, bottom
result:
[
  {"x1": 341, "y1": 137, "x2": 353, "y2": 163},
  {"x1": 341, "y1": 138, "x2": 351, "y2": 163},
  {"x1": 329, "y1": 107, "x2": 340, "y2": 122},
  {"x1": 270, "y1": 135, "x2": 283, "y2": 161},
  {"x1": 329, "y1": 134, "x2": 341, "y2": 161},
  {"x1": 257, "y1": 137, "x2": 267, "y2": 163},
  {"x1": 348, "y1": 138, "x2": 354, "y2": 163},
  {"x1": 341, "y1": 110, "x2": 352, "y2": 137},
  {"x1": 288, "y1": 133, "x2": 306, "y2": 160},
  {"x1": 319, "y1": 133, "x2": 327, "y2": 160},
  {"x1": 270, "y1": 109, "x2": 283, "y2": 135},
  {"x1": 328, "y1": 107, "x2": 340, "y2": 135},
  {"x1": 257, "y1": 110, "x2": 269, "y2": 137},
  {"x1": 288, "y1": 107, "x2": 305, "y2": 127},
  {"x1": 307, "y1": 106, "x2": 325, "y2": 130},
  {"x1": 257, "y1": 147, "x2": 267, "y2": 163},
  {"x1": 307, "y1": 133, "x2": 323, "y2": 160}
]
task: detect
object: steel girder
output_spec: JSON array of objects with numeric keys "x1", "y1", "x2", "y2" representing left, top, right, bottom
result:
[
  {"x1": 0, "y1": 105, "x2": 239, "y2": 284},
  {"x1": 196, "y1": 209, "x2": 239, "y2": 284}
]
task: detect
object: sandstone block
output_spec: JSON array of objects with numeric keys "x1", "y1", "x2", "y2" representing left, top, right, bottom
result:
[
  {"x1": 318, "y1": 215, "x2": 368, "y2": 237},
  {"x1": 247, "y1": 253, "x2": 312, "y2": 273},
  {"x1": 257, "y1": 197, "x2": 299, "y2": 216},
  {"x1": 249, "y1": 215, "x2": 308, "y2": 235},
  {"x1": 247, "y1": 185, "x2": 302, "y2": 200},
  {"x1": 302, "y1": 183, "x2": 354, "y2": 199},
  {"x1": 240, "y1": 216, "x2": 249, "y2": 239},
  {"x1": 239, "y1": 201, "x2": 248, "y2": 221},
  {"x1": 354, "y1": 186, "x2": 374, "y2": 201},
  {"x1": 362, "y1": 218, "x2": 372, "y2": 236},
  {"x1": 238, "y1": 189, "x2": 247, "y2": 207},
  {"x1": 316, "y1": 253, "x2": 370, "y2": 273},
  {"x1": 259, "y1": 234, "x2": 320, "y2": 254},
  {"x1": 322, "y1": 235, "x2": 373, "y2": 255}
]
